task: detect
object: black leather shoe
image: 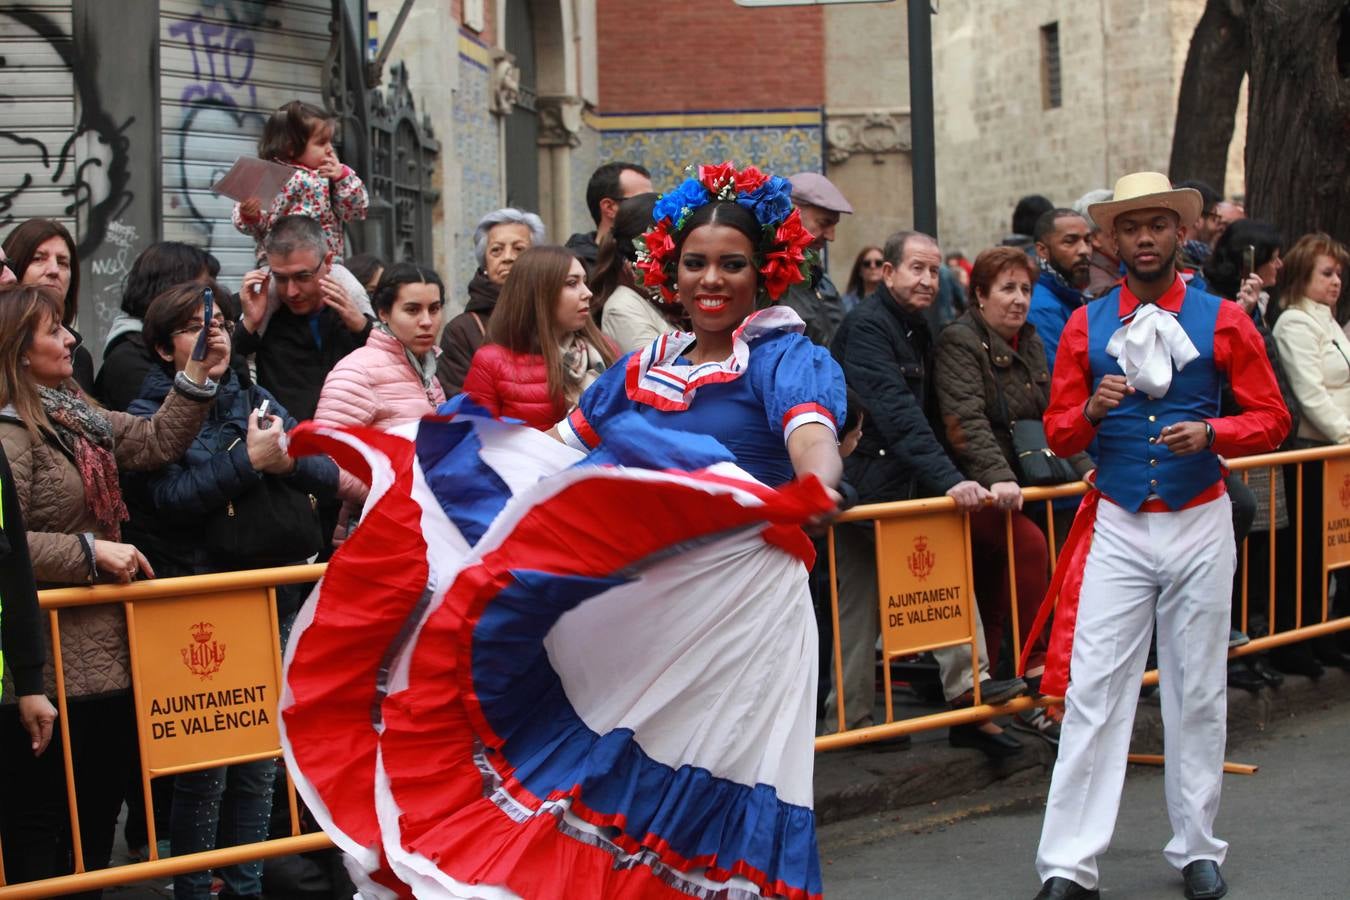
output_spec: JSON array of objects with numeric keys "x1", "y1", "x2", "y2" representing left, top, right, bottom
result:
[
  {"x1": 949, "y1": 723, "x2": 1022, "y2": 759},
  {"x1": 1033, "y1": 876, "x2": 1099, "y2": 899},
  {"x1": 1250, "y1": 655, "x2": 1285, "y2": 688},
  {"x1": 1226, "y1": 660, "x2": 1265, "y2": 693},
  {"x1": 949, "y1": 677, "x2": 1028, "y2": 708},
  {"x1": 1182, "y1": 859, "x2": 1228, "y2": 899}
]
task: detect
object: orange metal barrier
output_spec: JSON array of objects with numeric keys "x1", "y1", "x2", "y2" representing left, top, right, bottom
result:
[
  {"x1": 5, "y1": 447, "x2": 1350, "y2": 896},
  {"x1": 0, "y1": 564, "x2": 329, "y2": 897},
  {"x1": 815, "y1": 444, "x2": 1350, "y2": 752}
]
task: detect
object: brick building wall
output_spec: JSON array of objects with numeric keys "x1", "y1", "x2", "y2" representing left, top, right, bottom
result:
[
  {"x1": 591, "y1": 0, "x2": 826, "y2": 205},
  {"x1": 596, "y1": 0, "x2": 824, "y2": 113}
]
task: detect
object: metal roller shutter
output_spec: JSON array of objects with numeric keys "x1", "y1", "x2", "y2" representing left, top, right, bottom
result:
[
  {"x1": 0, "y1": 1, "x2": 78, "y2": 239},
  {"x1": 160, "y1": 0, "x2": 331, "y2": 282}
]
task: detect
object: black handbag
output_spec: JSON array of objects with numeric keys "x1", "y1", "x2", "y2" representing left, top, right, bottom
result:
[
  {"x1": 966, "y1": 320, "x2": 1080, "y2": 487},
  {"x1": 1008, "y1": 418, "x2": 1080, "y2": 486},
  {"x1": 204, "y1": 475, "x2": 324, "y2": 567}
]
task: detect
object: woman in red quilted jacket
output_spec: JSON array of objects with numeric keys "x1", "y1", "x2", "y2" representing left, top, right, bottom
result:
[{"x1": 462, "y1": 246, "x2": 617, "y2": 430}]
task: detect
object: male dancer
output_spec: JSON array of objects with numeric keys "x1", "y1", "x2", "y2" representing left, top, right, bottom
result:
[{"x1": 1029, "y1": 173, "x2": 1290, "y2": 900}]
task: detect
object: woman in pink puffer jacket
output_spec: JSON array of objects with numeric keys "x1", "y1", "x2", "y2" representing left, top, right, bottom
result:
[{"x1": 315, "y1": 262, "x2": 447, "y2": 502}]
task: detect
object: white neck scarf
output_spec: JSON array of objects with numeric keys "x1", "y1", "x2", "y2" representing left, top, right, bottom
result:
[{"x1": 1105, "y1": 301, "x2": 1199, "y2": 399}]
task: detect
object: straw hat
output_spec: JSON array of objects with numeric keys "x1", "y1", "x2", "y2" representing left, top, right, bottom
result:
[{"x1": 1087, "y1": 172, "x2": 1203, "y2": 232}]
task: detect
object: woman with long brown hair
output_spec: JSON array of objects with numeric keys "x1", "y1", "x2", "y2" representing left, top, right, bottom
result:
[
  {"x1": 462, "y1": 246, "x2": 617, "y2": 430},
  {"x1": 3, "y1": 218, "x2": 95, "y2": 392},
  {"x1": 0, "y1": 283, "x2": 224, "y2": 891}
]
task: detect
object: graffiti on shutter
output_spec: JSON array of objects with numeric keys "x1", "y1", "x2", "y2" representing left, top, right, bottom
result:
[{"x1": 161, "y1": 0, "x2": 330, "y2": 280}]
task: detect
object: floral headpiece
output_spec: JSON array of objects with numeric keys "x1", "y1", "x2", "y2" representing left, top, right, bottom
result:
[{"x1": 634, "y1": 162, "x2": 816, "y2": 305}]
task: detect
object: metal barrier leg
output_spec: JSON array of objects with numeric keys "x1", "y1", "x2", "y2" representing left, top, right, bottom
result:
[
  {"x1": 124, "y1": 601, "x2": 162, "y2": 862},
  {"x1": 827, "y1": 527, "x2": 848, "y2": 734},
  {"x1": 48, "y1": 610, "x2": 84, "y2": 875},
  {"x1": 1005, "y1": 510, "x2": 1022, "y2": 674}
]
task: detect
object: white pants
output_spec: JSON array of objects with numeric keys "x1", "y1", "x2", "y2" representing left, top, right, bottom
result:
[{"x1": 1036, "y1": 494, "x2": 1234, "y2": 889}]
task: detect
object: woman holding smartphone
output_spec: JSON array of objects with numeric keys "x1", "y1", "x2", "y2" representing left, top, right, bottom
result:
[{"x1": 122, "y1": 282, "x2": 338, "y2": 900}]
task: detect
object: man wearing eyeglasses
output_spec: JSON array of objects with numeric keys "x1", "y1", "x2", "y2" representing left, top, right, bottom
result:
[{"x1": 234, "y1": 215, "x2": 372, "y2": 422}]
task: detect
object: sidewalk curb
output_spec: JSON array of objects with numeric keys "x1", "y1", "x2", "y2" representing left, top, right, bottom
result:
[{"x1": 812, "y1": 668, "x2": 1350, "y2": 826}]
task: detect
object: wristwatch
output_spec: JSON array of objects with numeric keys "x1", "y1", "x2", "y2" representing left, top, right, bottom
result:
[{"x1": 1204, "y1": 422, "x2": 1216, "y2": 447}]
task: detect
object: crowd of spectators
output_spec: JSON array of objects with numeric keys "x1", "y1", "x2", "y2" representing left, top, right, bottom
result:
[{"x1": 0, "y1": 142, "x2": 1347, "y2": 897}]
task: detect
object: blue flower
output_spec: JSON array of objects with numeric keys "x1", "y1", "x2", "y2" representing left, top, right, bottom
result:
[
  {"x1": 736, "y1": 176, "x2": 794, "y2": 227},
  {"x1": 653, "y1": 179, "x2": 711, "y2": 227}
]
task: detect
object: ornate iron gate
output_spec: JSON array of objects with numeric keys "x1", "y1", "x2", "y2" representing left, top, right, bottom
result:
[{"x1": 326, "y1": 0, "x2": 439, "y2": 265}]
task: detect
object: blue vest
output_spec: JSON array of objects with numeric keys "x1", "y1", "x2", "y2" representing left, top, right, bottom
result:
[{"x1": 1086, "y1": 285, "x2": 1223, "y2": 511}]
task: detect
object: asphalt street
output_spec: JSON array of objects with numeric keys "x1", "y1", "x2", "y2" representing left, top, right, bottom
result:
[{"x1": 817, "y1": 697, "x2": 1350, "y2": 898}]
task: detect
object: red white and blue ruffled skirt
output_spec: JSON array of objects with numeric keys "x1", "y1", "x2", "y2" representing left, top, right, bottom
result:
[{"x1": 279, "y1": 401, "x2": 827, "y2": 899}]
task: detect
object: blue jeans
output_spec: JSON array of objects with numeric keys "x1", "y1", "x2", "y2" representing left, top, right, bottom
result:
[{"x1": 170, "y1": 760, "x2": 276, "y2": 899}]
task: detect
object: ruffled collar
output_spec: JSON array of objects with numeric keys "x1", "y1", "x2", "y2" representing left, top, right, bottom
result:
[{"x1": 625, "y1": 306, "x2": 805, "y2": 411}]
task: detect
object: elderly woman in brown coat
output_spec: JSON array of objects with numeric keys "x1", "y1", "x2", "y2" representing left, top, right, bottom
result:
[
  {"x1": 935, "y1": 246, "x2": 1093, "y2": 745},
  {"x1": 0, "y1": 284, "x2": 224, "y2": 891}
]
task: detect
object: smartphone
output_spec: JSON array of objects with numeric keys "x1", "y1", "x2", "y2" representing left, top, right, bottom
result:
[
  {"x1": 1242, "y1": 245, "x2": 1256, "y2": 282},
  {"x1": 191, "y1": 287, "x2": 214, "y2": 361},
  {"x1": 255, "y1": 398, "x2": 272, "y2": 429}
]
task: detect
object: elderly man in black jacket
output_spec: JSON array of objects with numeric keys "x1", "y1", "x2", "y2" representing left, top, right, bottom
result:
[{"x1": 828, "y1": 230, "x2": 1027, "y2": 756}]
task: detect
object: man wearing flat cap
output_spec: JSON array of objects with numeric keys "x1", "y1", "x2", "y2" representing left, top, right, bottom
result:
[
  {"x1": 782, "y1": 172, "x2": 852, "y2": 346},
  {"x1": 1025, "y1": 173, "x2": 1290, "y2": 900}
]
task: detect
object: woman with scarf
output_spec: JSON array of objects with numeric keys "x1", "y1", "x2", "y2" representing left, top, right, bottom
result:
[
  {"x1": 436, "y1": 208, "x2": 546, "y2": 395},
  {"x1": 0, "y1": 283, "x2": 223, "y2": 893},
  {"x1": 590, "y1": 192, "x2": 687, "y2": 351},
  {"x1": 316, "y1": 263, "x2": 447, "y2": 505},
  {"x1": 463, "y1": 246, "x2": 617, "y2": 431}
]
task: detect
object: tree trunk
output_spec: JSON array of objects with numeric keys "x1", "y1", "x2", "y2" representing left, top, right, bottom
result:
[
  {"x1": 1169, "y1": 0, "x2": 1250, "y2": 193},
  {"x1": 1246, "y1": 0, "x2": 1350, "y2": 247}
]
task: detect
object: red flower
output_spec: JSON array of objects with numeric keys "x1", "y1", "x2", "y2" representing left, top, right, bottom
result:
[
  {"x1": 644, "y1": 223, "x2": 675, "y2": 263},
  {"x1": 773, "y1": 212, "x2": 814, "y2": 263},
  {"x1": 761, "y1": 251, "x2": 808, "y2": 300},
  {"x1": 698, "y1": 162, "x2": 739, "y2": 194},
  {"x1": 733, "y1": 166, "x2": 769, "y2": 194},
  {"x1": 635, "y1": 256, "x2": 666, "y2": 290}
]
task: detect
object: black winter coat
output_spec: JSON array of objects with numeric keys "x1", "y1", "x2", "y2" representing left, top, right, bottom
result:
[
  {"x1": 831, "y1": 288, "x2": 965, "y2": 503},
  {"x1": 122, "y1": 366, "x2": 338, "y2": 577},
  {"x1": 781, "y1": 267, "x2": 845, "y2": 348},
  {"x1": 437, "y1": 269, "x2": 501, "y2": 396},
  {"x1": 0, "y1": 448, "x2": 43, "y2": 696},
  {"x1": 95, "y1": 331, "x2": 154, "y2": 412},
  {"x1": 232, "y1": 306, "x2": 370, "y2": 421}
]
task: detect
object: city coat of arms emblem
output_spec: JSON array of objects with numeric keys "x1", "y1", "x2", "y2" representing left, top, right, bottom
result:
[
  {"x1": 907, "y1": 535, "x2": 935, "y2": 581},
  {"x1": 181, "y1": 621, "x2": 226, "y2": 680}
]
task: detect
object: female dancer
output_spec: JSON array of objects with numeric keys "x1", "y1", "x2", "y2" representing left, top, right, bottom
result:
[{"x1": 281, "y1": 163, "x2": 843, "y2": 899}]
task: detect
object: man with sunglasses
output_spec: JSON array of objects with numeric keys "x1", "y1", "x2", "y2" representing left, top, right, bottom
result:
[{"x1": 234, "y1": 215, "x2": 372, "y2": 422}]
